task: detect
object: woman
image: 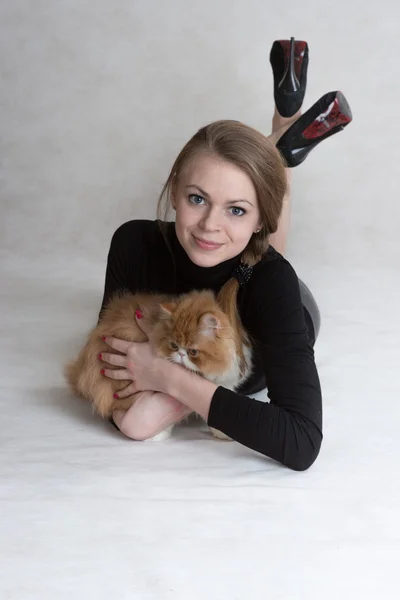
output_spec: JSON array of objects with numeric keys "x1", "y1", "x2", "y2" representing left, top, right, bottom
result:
[{"x1": 98, "y1": 38, "x2": 352, "y2": 470}]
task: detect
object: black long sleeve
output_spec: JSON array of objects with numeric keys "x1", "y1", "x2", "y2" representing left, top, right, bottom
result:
[
  {"x1": 99, "y1": 220, "x2": 323, "y2": 470},
  {"x1": 207, "y1": 259, "x2": 322, "y2": 471}
]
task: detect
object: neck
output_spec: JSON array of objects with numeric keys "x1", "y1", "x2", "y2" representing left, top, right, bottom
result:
[{"x1": 165, "y1": 222, "x2": 242, "y2": 293}]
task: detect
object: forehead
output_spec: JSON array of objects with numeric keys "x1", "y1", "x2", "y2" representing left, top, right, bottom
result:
[
  {"x1": 168, "y1": 312, "x2": 202, "y2": 343},
  {"x1": 171, "y1": 324, "x2": 199, "y2": 346},
  {"x1": 180, "y1": 153, "x2": 257, "y2": 203}
]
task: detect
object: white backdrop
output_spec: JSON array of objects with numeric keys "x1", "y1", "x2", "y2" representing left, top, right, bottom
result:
[{"x1": 1, "y1": 1, "x2": 399, "y2": 599}]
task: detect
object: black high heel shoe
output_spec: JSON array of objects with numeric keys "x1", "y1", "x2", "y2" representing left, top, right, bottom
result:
[
  {"x1": 276, "y1": 91, "x2": 353, "y2": 168},
  {"x1": 270, "y1": 37, "x2": 309, "y2": 118}
]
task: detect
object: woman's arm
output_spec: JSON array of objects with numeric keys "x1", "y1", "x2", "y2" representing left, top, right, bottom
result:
[
  {"x1": 160, "y1": 361, "x2": 217, "y2": 421},
  {"x1": 98, "y1": 220, "x2": 154, "y2": 318},
  {"x1": 160, "y1": 259, "x2": 323, "y2": 471},
  {"x1": 158, "y1": 357, "x2": 321, "y2": 472},
  {"x1": 98, "y1": 224, "x2": 134, "y2": 321}
]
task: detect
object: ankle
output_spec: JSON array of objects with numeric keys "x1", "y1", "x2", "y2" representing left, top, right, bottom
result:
[{"x1": 272, "y1": 108, "x2": 302, "y2": 134}]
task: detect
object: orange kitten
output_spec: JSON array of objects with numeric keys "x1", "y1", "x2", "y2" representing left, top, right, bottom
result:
[{"x1": 64, "y1": 290, "x2": 253, "y2": 439}]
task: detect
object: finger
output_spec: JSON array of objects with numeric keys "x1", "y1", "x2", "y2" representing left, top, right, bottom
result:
[
  {"x1": 114, "y1": 382, "x2": 138, "y2": 399},
  {"x1": 100, "y1": 352, "x2": 126, "y2": 368},
  {"x1": 102, "y1": 336, "x2": 132, "y2": 354},
  {"x1": 102, "y1": 368, "x2": 132, "y2": 381}
]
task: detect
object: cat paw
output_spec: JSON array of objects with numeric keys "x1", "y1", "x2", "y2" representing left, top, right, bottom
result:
[{"x1": 208, "y1": 427, "x2": 232, "y2": 441}]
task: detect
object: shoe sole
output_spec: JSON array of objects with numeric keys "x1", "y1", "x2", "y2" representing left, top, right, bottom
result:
[
  {"x1": 270, "y1": 38, "x2": 309, "y2": 117},
  {"x1": 302, "y1": 91, "x2": 352, "y2": 140},
  {"x1": 276, "y1": 91, "x2": 353, "y2": 167}
]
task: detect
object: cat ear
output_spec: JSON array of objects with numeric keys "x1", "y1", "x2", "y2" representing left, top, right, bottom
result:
[
  {"x1": 199, "y1": 313, "x2": 220, "y2": 337},
  {"x1": 159, "y1": 302, "x2": 177, "y2": 317}
]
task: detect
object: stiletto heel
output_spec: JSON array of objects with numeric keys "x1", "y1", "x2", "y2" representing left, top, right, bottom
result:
[
  {"x1": 276, "y1": 90, "x2": 353, "y2": 168},
  {"x1": 270, "y1": 37, "x2": 309, "y2": 117}
]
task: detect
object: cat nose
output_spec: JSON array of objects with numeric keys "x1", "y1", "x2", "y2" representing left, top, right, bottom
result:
[{"x1": 178, "y1": 351, "x2": 185, "y2": 357}]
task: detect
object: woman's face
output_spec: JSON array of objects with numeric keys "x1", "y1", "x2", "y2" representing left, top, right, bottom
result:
[{"x1": 172, "y1": 153, "x2": 262, "y2": 268}]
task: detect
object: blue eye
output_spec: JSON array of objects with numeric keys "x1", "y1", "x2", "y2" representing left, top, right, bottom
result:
[
  {"x1": 188, "y1": 194, "x2": 246, "y2": 217},
  {"x1": 188, "y1": 194, "x2": 205, "y2": 205},
  {"x1": 229, "y1": 207, "x2": 246, "y2": 217}
]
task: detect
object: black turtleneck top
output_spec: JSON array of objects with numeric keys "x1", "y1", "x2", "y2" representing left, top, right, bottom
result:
[{"x1": 100, "y1": 220, "x2": 323, "y2": 471}]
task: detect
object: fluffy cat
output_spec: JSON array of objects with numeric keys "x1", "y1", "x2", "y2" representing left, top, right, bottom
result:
[{"x1": 64, "y1": 289, "x2": 252, "y2": 439}]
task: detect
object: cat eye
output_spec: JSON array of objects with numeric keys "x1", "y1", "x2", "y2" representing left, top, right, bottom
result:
[
  {"x1": 188, "y1": 349, "x2": 199, "y2": 357},
  {"x1": 170, "y1": 342, "x2": 179, "y2": 350}
]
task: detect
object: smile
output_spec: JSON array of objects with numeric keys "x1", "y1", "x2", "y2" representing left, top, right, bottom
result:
[{"x1": 192, "y1": 236, "x2": 224, "y2": 251}]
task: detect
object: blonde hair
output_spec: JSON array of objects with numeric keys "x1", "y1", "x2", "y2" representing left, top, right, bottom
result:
[{"x1": 157, "y1": 119, "x2": 288, "y2": 331}]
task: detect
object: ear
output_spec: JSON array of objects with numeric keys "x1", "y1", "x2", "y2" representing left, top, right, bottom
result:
[
  {"x1": 199, "y1": 313, "x2": 220, "y2": 337},
  {"x1": 159, "y1": 302, "x2": 177, "y2": 317}
]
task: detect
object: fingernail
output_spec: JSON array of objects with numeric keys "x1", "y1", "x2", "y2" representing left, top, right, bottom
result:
[
  {"x1": 98, "y1": 353, "x2": 102, "y2": 360},
  {"x1": 113, "y1": 393, "x2": 119, "y2": 399},
  {"x1": 100, "y1": 369, "x2": 105, "y2": 375},
  {"x1": 135, "y1": 309, "x2": 143, "y2": 319}
]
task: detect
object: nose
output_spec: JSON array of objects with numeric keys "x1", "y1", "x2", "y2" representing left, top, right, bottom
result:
[
  {"x1": 178, "y1": 351, "x2": 185, "y2": 357},
  {"x1": 199, "y1": 207, "x2": 221, "y2": 231}
]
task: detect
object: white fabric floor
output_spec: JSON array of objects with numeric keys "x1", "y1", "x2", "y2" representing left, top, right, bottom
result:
[
  {"x1": 1, "y1": 257, "x2": 399, "y2": 599},
  {"x1": 1, "y1": 1, "x2": 400, "y2": 598}
]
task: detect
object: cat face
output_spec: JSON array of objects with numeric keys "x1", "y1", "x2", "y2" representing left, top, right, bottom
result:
[{"x1": 151, "y1": 291, "x2": 236, "y2": 378}]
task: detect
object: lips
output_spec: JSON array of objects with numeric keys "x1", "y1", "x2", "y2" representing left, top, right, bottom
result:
[{"x1": 193, "y1": 235, "x2": 223, "y2": 250}]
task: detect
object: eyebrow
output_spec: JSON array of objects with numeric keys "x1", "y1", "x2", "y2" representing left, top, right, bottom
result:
[{"x1": 185, "y1": 184, "x2": 254, "y2": 207}]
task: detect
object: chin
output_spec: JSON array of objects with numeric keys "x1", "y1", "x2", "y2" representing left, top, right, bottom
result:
[
  {"x1": 180, "y1": 233, "x2": 238, "y2": 267},
  {"x1": 187, "y1": 248, "x2": 223, "y2": 268}
]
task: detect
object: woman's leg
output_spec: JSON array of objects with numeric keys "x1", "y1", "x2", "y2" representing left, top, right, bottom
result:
[
  {"x1": 268, "y1": 108, "x2": 301, "y2": 255},
  {"x1": 268, "y1": 104, "x2": 321, "y2": 345},
  {"x1": 267, "y1": 38, "x2": 351, "y2": 252},
  {"x1": 298, "y1": 279, "x2": 321, "y2": 345}
]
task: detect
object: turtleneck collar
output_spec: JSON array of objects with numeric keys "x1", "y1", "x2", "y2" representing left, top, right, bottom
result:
[{"x1": 165, "y1": 222, "x2": 242, "y2": 292}]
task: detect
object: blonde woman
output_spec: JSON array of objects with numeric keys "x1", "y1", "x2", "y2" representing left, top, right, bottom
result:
[{"x1": 98, "y1": 38, "x2": 352, "y2": 470}]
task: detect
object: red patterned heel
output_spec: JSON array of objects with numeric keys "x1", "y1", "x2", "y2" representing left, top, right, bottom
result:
[{"x1": 276, "y1": 91, "x2": 353, "y2": 167}]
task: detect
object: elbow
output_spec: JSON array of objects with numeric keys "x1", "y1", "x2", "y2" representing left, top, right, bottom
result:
[{"x1": 284, "y1": 425, "x2": 323, "y2": 472}]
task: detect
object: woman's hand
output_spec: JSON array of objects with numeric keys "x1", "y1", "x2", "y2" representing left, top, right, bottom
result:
[
  {"x1": 101, "y1": 337, "x2": 167, "y2": 396},
  {"x1": 101, "y1": 310, "x2": 166, "y2": 398},
  {"x1": 101, "y1": 303, "x2": 217, "y2": 421},
  {"x1": 101, "y1": 309, "x2": 217, "y2": 424}
]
